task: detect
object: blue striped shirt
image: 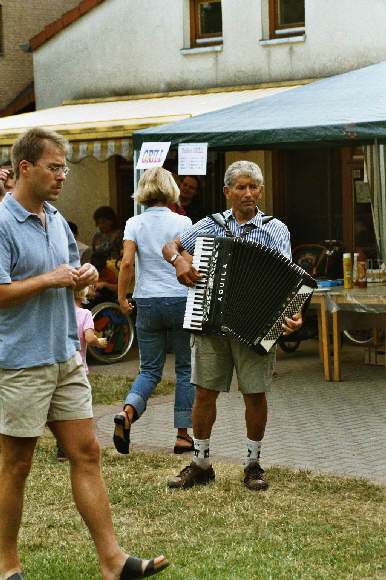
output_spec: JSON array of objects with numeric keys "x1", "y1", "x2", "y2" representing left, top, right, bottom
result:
[{"x1": 179, "y1": 208, "x2": 291, "y2": 259}]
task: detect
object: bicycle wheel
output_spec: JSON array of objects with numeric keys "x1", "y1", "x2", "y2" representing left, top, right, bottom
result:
[
  {"x1": 88, "y1": 302, "x2": 135, "y2": 363},
  {"x1": 343, "y1": 329, "x2": 374, "y2": 345}
]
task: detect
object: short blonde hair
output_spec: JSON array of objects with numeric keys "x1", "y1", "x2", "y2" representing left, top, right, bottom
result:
[
  {"x1": 74, "y1": 286, "x2": 88, "y2": 301},
  {"x1": 133, "y1": 167, "x2": 180, "y2": 206}
]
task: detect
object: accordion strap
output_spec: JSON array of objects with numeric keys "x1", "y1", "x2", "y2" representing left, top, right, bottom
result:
[{"x1": 209, "y1": 212, "x2": 275, "y2": 238}]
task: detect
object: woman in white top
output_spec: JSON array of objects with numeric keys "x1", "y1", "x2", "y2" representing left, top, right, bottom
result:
[{"x1": 113, "y1": 167, "x2": 195, "y2": 455}]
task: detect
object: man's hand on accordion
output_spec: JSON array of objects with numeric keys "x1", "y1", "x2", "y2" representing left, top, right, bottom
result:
[
  {"x1": 282, "y1": 312, "x2": 303, "y2": 335},
  {"x1": 175, "y1": 258, "x2": 202, "y2": 287}
]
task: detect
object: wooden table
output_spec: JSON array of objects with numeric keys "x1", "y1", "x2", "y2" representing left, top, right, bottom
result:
[
  {"x1": 311, "y1": 285, "x2": 386, "y2": 381},
  {"x1": 329, "y1": 285, "x2": 386, "y2": 380}
]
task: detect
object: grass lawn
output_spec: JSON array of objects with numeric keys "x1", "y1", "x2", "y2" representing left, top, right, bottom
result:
[
  {"x1": 18, "y1": 436, "x2": 385, "y2": 579},
  {"x1": 89, "y1": 374, "x2": 176, "y2": 405}
]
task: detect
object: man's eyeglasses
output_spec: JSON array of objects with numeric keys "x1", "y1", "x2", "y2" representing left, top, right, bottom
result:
[{"x1": 34, "y1": 163, "x2": 70, "y2": 177}]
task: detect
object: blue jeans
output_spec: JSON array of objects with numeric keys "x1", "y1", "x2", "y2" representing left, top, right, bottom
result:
[{"x1": 124, "y1": 297, "x2": 195, "y2": 428}]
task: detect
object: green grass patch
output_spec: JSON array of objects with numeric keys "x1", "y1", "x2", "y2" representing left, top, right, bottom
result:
[
  {"x1": 89, "y1": 374, "x2": 175, "y2": 405},
  {"x1": 18, "y1": 437, "x2": 385, "y2": 579}
]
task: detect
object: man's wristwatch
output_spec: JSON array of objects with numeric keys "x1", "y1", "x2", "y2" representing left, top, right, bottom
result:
[{"x1": 170, "y1": 253, "x2": 182, "y2": 265}]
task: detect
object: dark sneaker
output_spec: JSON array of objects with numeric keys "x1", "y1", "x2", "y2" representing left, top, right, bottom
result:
[
  {"x1": 243, "y1": 461, "x2": 268, "y2": 490},
  {"x1": 168, "y1": 461, "x2": 215, "y2": 489}
]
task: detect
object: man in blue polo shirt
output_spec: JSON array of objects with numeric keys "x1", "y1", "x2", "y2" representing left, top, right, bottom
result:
[
  {"x1": 163, "y1": 160, "x2": 302, "y2": 492},
  {"x1": 0, "y1": 128, "x2": 168, "y2": 580}
]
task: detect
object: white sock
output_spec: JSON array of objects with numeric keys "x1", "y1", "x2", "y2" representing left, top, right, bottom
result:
[
  {"x1": 244, "y1": 438, "x2": 262, "y2": 466},
  {"x1": 193, "y1": 437, "x2": 211, "y2": 469}
]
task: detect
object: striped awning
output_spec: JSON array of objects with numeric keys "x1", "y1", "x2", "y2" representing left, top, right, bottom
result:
[
  {"x1": 68, "y1": 139, "x2": 132, "y2": 162},
  {"x1": 0, "y1": 81, "x2": 308, "y2": 163},
  {"x1": 1, "y1": 138, "x2": 132, "y2": 163}
]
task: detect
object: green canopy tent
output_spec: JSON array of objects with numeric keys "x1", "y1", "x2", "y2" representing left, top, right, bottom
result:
[{"x1": 133, "y1": 61, "x2": 386, "y2": 262}]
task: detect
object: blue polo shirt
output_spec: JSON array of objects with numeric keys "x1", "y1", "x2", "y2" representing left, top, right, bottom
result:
[{"x1": 0, "y1": 194, "x2": 80, "y2": 369}]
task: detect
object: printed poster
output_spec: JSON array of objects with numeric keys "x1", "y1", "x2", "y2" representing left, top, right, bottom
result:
[
  {"x1": 178, "y1": 143, "x2": 208, "y2": 175},
  {"x1": 136, "y1": 142, "x2": 171, "y2": 169}
]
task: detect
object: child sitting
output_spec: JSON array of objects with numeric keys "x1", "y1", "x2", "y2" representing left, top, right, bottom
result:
[{"x1": 57, "y1": 287, "x2": 108, "y2": 461}]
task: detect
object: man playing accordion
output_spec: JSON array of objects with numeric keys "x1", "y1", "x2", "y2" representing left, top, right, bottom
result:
[{"x1": 163, "y1": 160, "x2": 302, "y2": 491}]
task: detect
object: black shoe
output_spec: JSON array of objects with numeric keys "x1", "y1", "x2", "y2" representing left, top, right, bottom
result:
[
  {"x1": 113, "y1": 412, "x2": 131, "y2": 454},
  {"x1": 6, "y1": 574, "x2": 25, "y2": 580},
  {"x1": 168, "y1": 461, "x2": 215, "y2": 489},
  {"x1": 173, "y1": 434, "x2": 194, "y2": 454},
  {"x1": 243, "y1": 461, "x2": 268, "y2": 490},
  {"x1": 120, "y1": 555, "x2": 169, "y2": 579}
]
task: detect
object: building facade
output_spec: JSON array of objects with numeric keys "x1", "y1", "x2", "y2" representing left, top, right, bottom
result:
[
  {"x1": 1, "y1": 0, "x2": 385, "y2": 253},
  {"x1": 32, "y1": 0, "x2": 386, "y2": 109},
  {"x1": 0, "y1": 0, "x2": 79, "y2": 115}
]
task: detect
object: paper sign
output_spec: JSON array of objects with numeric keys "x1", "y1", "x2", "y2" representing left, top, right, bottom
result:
[
  {"x1": 136, "y1": 142, "x2": 171, "y2": 169},
  {"x1": 178, "y1": 143, "x2": 208, "y2": 175}
]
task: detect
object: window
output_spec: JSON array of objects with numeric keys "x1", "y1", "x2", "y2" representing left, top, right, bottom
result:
[
  {"x1": 269, "y1": 0, "x2": 305, "y2": 38},
  {"x1": 190, "y1": 0, "x2": 222, "y2": 47}
]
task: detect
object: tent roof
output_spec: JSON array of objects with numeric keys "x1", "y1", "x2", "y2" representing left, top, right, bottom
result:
[
  {"x1": 0, "y1": 83, "x2": 301, "y2": 146},
  {"x1": 133, "y1": 61, "x2": 386, "y2": 150}
]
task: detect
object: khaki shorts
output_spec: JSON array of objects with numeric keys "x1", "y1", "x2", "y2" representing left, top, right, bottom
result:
[
  {"x1": 190, "y1": 334, "x2": 276, "y2": 394},
  {"x1": 0, "y1": 352, "x2": 93, "y2": 438}
]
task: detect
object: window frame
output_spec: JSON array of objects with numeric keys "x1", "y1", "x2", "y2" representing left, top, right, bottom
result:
[
  {"x1": 190, "y1": 0, "x2": 223, "y2": 48},
  {"x1": 269, "y1": 0, "x2": 305, "y2": 39}
]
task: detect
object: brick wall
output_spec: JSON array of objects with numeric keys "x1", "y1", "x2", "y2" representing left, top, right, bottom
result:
[{"x1": 0, "y1": 0, "x2": 80, "y2": 111}]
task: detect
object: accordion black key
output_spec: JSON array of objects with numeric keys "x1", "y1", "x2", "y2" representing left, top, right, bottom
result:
[{"x1": 183, "y1": 235, "x2": 317, "y2": 354}]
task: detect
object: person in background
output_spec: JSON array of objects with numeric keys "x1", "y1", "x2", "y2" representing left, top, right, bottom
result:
[
  {"x1": 168, "y1": 174, "x2": 186, "y2": 215},
  {"x1": 57, "y1": 286, "x2": 108, "y2": 461},
  {"x1": 0, "y1": 167, "x2": 16, "y2": 193},
  {"x1": 92, "y1": 206, "x2": 122, "y2": 261},
  {"x1": 67, "y1": 220, "x2": 91, "y2": 263},
  {"x1": 113, "y1": 167, "x2": 195, "y2": 456},
  {"x1": 178, "y1": 175, "x2": 207, "y2": 223},
  {"x1": 87, "y1": 251, "x2": 118, "y2": 307}
]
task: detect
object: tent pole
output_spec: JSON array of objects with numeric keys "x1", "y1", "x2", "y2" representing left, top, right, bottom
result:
[
  {"x1": 374, "y1": 138, "x2": 386, "y2": 263},
  {"x1": 133, "y1": 149, "x2": 143, "y2": 216}
]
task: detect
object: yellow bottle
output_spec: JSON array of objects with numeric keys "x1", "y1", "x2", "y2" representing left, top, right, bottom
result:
[{"x1": 343, "y1": 253, "x2": 352, "y2": 289}]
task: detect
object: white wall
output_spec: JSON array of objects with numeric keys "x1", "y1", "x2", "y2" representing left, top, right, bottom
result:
[{"x1": 34, "y1": 0, "x2": 386, "y2": 109}]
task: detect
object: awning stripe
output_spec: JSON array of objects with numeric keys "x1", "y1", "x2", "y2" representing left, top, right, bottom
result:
[{"x1": 67, "y1": 138, "x2": 132, "y2": 162}]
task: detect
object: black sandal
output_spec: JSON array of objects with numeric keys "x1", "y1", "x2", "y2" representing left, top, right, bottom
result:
[
  {"x1": 173, "y1": 434, "x2": 194, "y2": 454},
  {"x1": 113, "y1": 411, "x2": 131, "y2": 454},
  {"x1": 120, "y1": 556, "x2": 170, "y2": 579}
]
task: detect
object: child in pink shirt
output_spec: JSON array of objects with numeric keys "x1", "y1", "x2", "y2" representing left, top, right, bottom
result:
[
  {"x1": 75, "y1": 287, "x2": 107, "y2": 373},
  {"x1": 57, "y1": 287, "x2": 107, "y2": 461}
]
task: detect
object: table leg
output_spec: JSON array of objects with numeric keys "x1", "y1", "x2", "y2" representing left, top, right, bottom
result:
[
  {"x1": 319, "y1": 297, "x2": 331, "y2": 381},
  {"x1": 333, "y1": 309, "x2": 341, "y2": 381},
  {"x1": 317, "y1": 310, "x2": 323, "y2": 361}
]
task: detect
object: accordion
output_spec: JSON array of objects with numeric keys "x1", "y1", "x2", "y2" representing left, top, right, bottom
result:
[{"x1": 183, "y1": 235, "x2": 317, "y2": 354}]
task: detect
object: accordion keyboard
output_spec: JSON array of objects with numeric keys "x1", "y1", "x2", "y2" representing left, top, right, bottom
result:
[{"x1": 183, "y1": 236, "x2": 215, "y2": 331}]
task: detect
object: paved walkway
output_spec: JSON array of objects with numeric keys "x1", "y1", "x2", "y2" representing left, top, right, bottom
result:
[{"x1": 90, "y1": 340, "x2": 386, "y2": 485}]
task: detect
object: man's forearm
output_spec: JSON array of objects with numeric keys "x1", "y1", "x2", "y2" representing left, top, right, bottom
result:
[
  {"x1": 0, "y1": 273, "x2": 53, "y2": 308},
  {"x1": 162, "y1": 239, "x2": 184, "y2": 263}
]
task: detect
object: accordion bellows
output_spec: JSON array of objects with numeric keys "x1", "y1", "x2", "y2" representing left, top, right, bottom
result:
[{"x1": 183, "y1": 236, "x2": 317, "y2": 354}]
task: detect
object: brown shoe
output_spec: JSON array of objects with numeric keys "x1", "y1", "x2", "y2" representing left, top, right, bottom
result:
[
  {"x1": 168, "y1": 461, "x2": 215, "y2": 489},
  {"x1": 243, "y1": 461, "x2": 268, "y2": 490}
]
